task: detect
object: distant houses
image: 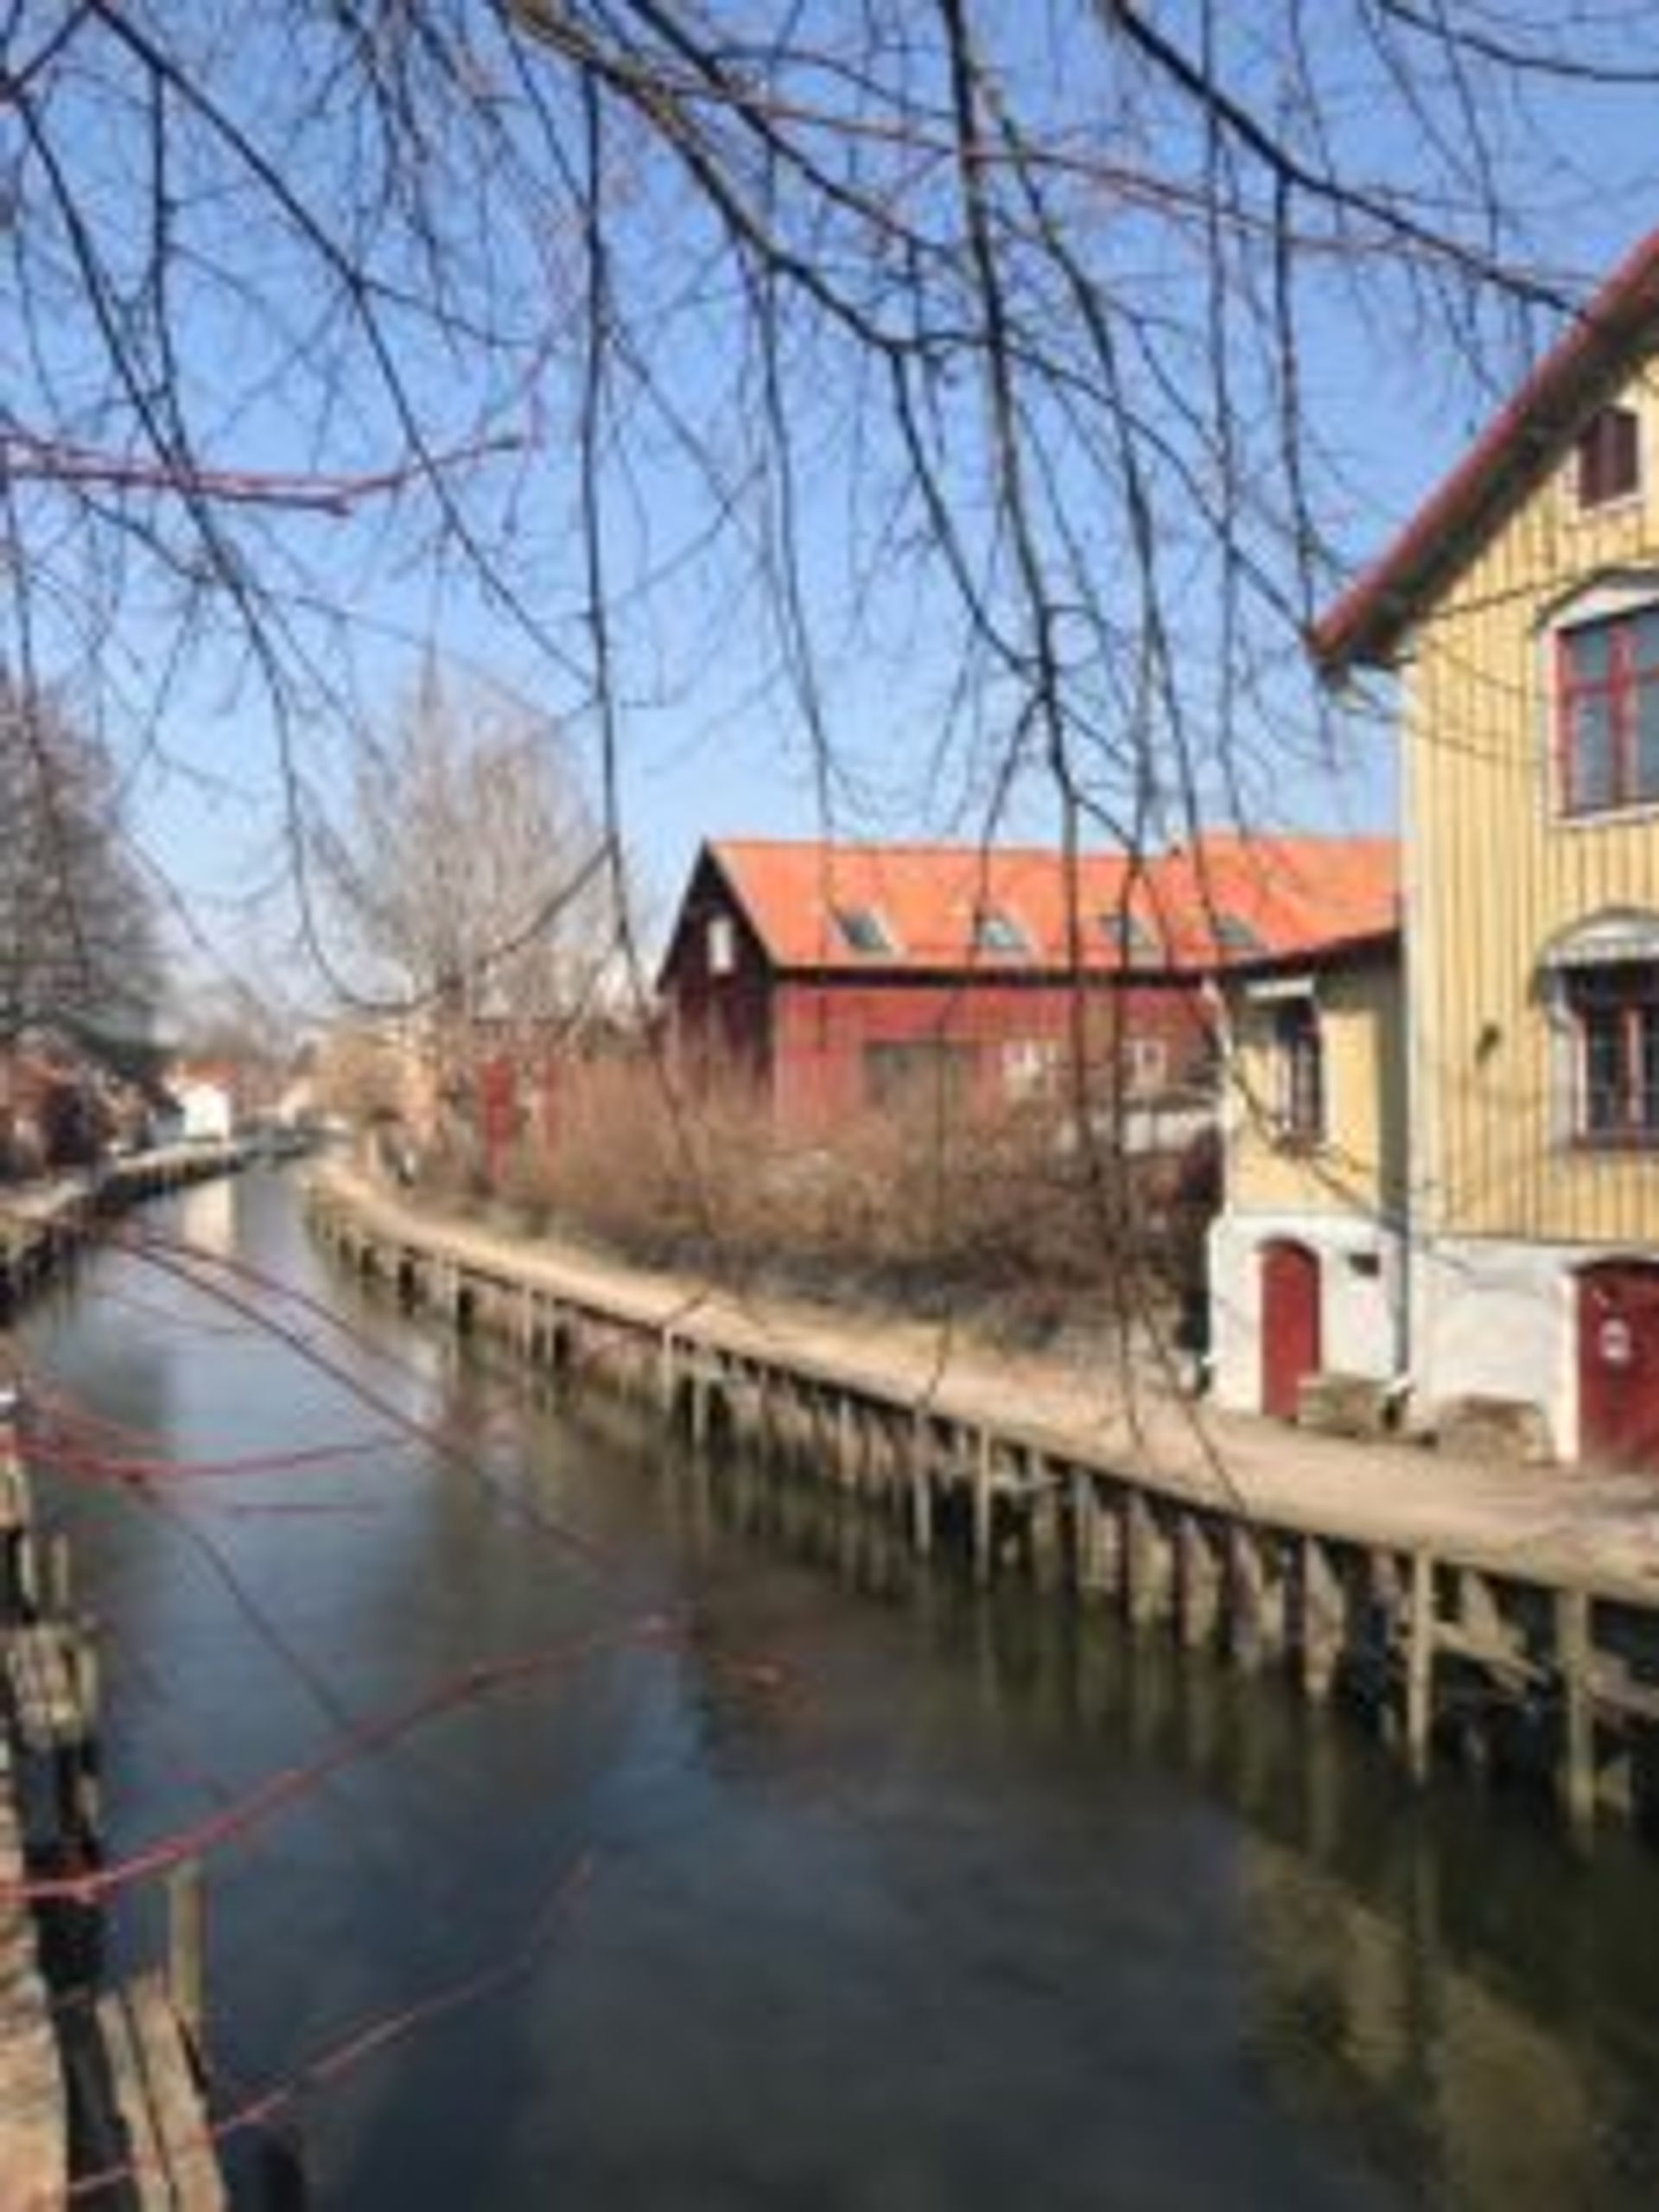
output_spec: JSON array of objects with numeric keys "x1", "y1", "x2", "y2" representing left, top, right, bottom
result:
[
  {"x1": 657, "y1": 836, "x2": 1398, "y2": 1142},
  {"x1": 1211, "y1": 223, "x2": 1659, "y2": 1466},
  {"x1": 0, "y1": 1025, "x2": 168, "y2": 1177}
]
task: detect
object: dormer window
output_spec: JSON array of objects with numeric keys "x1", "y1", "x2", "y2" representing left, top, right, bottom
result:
[
  {"x1": 833, "y1": 905, "x2": 893, "y2": 956},
  {"x1": 1214, "y1": 913, "x2": 1262, "y2": 957},
  {"x1": 1575, "y1": 405, "x2": 1641, "y2": 512},
  {"x1": 1098, "y1": 911, "x2": 1154, "y2": 963},
  {"x1": 1558, "y1": 607, "x2": 1659, "y2": 816},
  {"x1": 972, "y1": 907, "x2": 1028, "y2": 956}
]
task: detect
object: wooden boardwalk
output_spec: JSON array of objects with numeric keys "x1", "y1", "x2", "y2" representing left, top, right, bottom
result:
[
  {"x1": 0, "y1": 1412, "x2": 226, "y2": 2207},
  {"x1": 313, "y1": 1161, "x2": 1659, "y2": 1841},
  {"x1": 99, "y1": 1974, "x2": 225, "y2": 2211},
  {"x1": 0, "y1": 1738, "x2": 66, "y2": 2211}
]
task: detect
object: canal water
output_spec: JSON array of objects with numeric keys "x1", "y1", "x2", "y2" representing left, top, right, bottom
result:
[{"x1": 18, "y1": 1168, "x2": 1659, "y2": 2209}]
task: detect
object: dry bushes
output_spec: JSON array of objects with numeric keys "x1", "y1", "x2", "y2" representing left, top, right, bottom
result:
[{"x1": 492, "y1": 1059, "x2": 1212, "y2": 1342}]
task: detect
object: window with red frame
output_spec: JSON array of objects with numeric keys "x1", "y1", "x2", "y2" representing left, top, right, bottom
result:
[
  {"x1": 1273, "y1": 999, "x2": 1325, "y2": 1146},
  {"x1": 1571, "y1": 966, "x2": 1659, "y2": 1144},
  {"x1": 1558, "y1": 607, "x2": 1659, "y2": 815},
  {"x1": 1575, "y1": 405, "x2": 1641, "y2": 511}
]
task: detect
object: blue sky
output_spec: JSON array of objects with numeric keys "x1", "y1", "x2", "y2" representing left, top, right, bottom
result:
[{"x1": 15, "y1": 8, "x2": 1659, "y2": 1009}]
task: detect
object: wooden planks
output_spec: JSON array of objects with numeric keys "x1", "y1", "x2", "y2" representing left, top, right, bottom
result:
[
  {"x1": 98, "y1": 1973, "x2": 225, "y2": 2211},
  {"x1": 0, "y1": 1743, "x2": 67, "y2": 2212},
  {"x1": 3, "y1": 1623, "x2": 92, "y2": 1754}
]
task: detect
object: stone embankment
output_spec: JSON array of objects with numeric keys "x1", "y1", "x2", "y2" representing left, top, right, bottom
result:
[{"x1": 310, "y1": 1160, "x2": 1659, "y2": 1844}]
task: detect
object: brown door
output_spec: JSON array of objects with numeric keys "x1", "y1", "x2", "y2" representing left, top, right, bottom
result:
[
  {"x1": 1261, "y1": 1241, "x2": 1321, "y2": 1421},
  {"x1": 1578, "y1": 1262, "x2": 1659, "y2": 1468}
]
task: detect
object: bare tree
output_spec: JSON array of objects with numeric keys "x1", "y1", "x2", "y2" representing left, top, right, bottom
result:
[
  {"x1": 0, "y1": 678, "x2": 161, "y2": 1046},
  {"x1": 318, "y1": 668, "x2": 621, "y2": 1160},
  {"x1": 2, "y1": 5, "x2": 1642, "y2": 944}
]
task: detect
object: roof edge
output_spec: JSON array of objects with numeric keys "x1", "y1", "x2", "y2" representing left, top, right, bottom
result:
[{"x1": 1313, "y1": 228, "x2": 1659, "y2": 677}]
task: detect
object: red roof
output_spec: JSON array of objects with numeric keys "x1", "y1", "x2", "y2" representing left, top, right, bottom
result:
[
  {"x1": 1313, "y1": 226, "x2": 1659, "y2": 674},
  {"x1": 694, "y1": 834, "x2": 1398, "y2": 977}
]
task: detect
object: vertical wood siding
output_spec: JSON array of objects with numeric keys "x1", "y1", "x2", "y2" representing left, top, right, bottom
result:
[{"x1": 1409, "y1": 365, "x2": 1659, "y2": 1243}]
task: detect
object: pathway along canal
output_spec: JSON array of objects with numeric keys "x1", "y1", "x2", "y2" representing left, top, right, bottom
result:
[{"x1": 18, "y1": 1166, "x2": 1659, "y2": 2209}]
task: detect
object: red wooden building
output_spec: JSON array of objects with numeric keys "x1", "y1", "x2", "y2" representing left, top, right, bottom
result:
[{"x1": 658, "y1": 836, "x2": 1399, "y2": 1139}]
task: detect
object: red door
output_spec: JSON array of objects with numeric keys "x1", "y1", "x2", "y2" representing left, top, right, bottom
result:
[
  {"x1": 1261, "y1": 1241, "x2": 1321, "y2": 1421},
  {"x1": 1578, "y1": 1262, "x2": 1659, "y2": 1468}
]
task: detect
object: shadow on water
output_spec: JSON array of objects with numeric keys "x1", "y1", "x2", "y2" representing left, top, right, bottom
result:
[{"x1": 21, "y1": 1170, "x2": 1659, "y2": 2210}]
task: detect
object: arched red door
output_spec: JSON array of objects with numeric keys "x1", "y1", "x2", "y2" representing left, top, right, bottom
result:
[
  {"x1": 1261, "y1": 1241, "x2": 1321, "y2": 1421},
  {"x1": 1578, "y1": 1262, "x2": 1659, "y2": 1468}
]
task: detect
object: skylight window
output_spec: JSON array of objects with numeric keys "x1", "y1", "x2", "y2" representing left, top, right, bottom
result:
[
  {"x1": 1213, "y1": 913, "x2": 1262, "y2": 955},
  {"x1": 1098, "y1": 911, "x2": 1154, "y2": 961},
  {"x1": 834, "y1": 905, "x2": 894, "y2": 955},
  {"x1": 973, "y1": 907, "x2": 1029, "y2": 955}
]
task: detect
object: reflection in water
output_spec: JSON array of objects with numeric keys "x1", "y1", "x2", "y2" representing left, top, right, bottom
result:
[
  {"x1": 174, "y1": 1173, "x2": 237, "y2": 1261},
  {"x1": 19, "y1": 1169, "x2": 1659, "y2": 2210}
]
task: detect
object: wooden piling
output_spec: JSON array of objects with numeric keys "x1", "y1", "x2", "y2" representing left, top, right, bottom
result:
[
  {"x1": 972, "y1": 1427, "x2": 995, "y2": 1587},
  {"x1": 1406, "y1": 1549, "x2": 1435, "y2": 1782},
  {"x1": 1556, "y1": 1585, "x2": 1596, "y2": 1841},
  {"x1": 166, "y1": 1859, "x2": 207, "y2": 2049},
  {"x1": 910, "y1": 1414, "x2": 934, "y2": 1559}
]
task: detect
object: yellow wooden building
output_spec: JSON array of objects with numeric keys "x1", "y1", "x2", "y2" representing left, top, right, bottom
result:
[
  {"x1": 1207, "y1": 925, "x2": 1405, "y2": 1419},
  {"x1": 1300, "y1": 226, "x2": 1659, "y2": 1463}
]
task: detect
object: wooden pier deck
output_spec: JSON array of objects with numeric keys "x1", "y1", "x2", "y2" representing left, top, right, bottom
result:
[
  {"x1": 99, "y1": 1974, "x2": 225, "y2": 2210},
  {"x1": 312, "y1": 1160, "x2": 1659, "y2": 1842},
  {"x1": 0, "y1": 1738, "x2": 66, "y2": 2211}
]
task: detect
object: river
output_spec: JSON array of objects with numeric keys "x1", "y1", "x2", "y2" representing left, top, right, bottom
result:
[{"x1": 17, "y1": 1166, "x2": 1659, "y2": 2209}]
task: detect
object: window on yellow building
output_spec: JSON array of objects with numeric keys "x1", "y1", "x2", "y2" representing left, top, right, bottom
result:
[
  {"x1": 1558, "y1": 607, "x2": 1659, "y2": 816},
  {"x1": 1273, "y1": 998, "x2": 1325, "y2": 1147},
  {"x1": 1574, "y1": 404, "x2": 1641, "y2": 512},
  {"x1": 1570, "y1": 966, "x2": 1659, "y2": 1144}
]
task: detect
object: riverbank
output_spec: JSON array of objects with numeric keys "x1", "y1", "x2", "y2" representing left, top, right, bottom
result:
[
  {"x1": 312, "y1": 1158, "x2": 1659, "y2": 1841},
  {"x1": 0, "y1": 1147, "x2": 251, "y2": 2207}
]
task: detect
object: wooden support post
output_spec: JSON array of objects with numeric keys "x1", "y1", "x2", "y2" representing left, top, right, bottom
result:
[
  {"x1": 911, "y1": 1414, "x2": 933, "y2": 1559},
  {"x1": 690, "y1": 1371, "x2": 709, "y2": 1453},
  {"x1": 972, "y1": 1427, "x2": 995, "y2": 1588},
  {"x1": 167, "y1": 1859, "x2": 207, "y2": 2049},
  {"x1": 48, "y1": 1531, "x2": 71, "y2": 1618},
  {"x1": 658, "y1": 1332, "x2": 677, "y2": 1420},
  {"x1": 1029, "y1": 1457, "x2": 1061, "y2": 1592},
  {"x1": 1125, "y1": 1491, "x2": 1170, "y2": 1628},
  {"x1": 74, "y1": 1616, "x2": 100, "y2": 1735},
  {"x1": 1406, "y1": 1549, "x2": 1435, "y2": 1783},
  {"x1": 15, "y1": 1529, "x2": 38, "y2": 1618},
  {"x1": 1300, "y1": 1537, "x2": 1344, "y2": 1703},
  {"x1": 1067, "y1": 1471, "x2": 1092, "y2": 1594},
  {"x1": 1228, "y1": 1522, "x2": 1268, "y2": 1669},
  {"x1": 1556, "y1": 1585, "x2": 1596, "y2": 1842},
  {"x1": 1178, "y1": 1515, "x2": 1220, "y2": 1649},
  {"x1": 836, "y1": 1397, "x2": 856, "y2": 1491}
]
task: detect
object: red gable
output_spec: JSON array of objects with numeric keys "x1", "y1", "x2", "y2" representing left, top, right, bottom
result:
[{"x1": 1313, "y1": 226, "x2": 1659, "y2": 675}]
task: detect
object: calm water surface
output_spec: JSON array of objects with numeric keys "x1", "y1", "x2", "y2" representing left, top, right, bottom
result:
[{"x1": 20, "y1": 1169, "x2": 1659, "y2": 2209}]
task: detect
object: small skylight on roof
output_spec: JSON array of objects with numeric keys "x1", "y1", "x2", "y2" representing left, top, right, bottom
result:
[
  {"x1": 973, "y1": 906, "x2": 1029, "y2": 955},
  {"x1": 1214, "y1": 912, "x2": 1263, "y2": 954},
  {"x1": 1098, "y1": 911, "x2": 1154, "y2": 960},
  {"x1": 834, "y1": 904, "x2": 894, "y2": 955}
]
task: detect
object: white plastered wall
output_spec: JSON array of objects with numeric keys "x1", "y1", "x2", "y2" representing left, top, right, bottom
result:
[
  {"x1": 1208, "y1": 1210, "x2": 1407, "y2": 1414},
  {"x1": 1411, "y1": 1235, "x2": 1594, "y2": 1458}
]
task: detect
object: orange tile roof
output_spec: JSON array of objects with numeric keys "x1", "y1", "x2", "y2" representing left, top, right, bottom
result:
[{"x1": 701, "y1": 834, "x2": 1398, "y2": 976}]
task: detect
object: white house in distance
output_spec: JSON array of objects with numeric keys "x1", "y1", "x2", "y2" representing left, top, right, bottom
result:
[{"x1": 168, "y1": 1060, "x2": 239, "y2": 1143}]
